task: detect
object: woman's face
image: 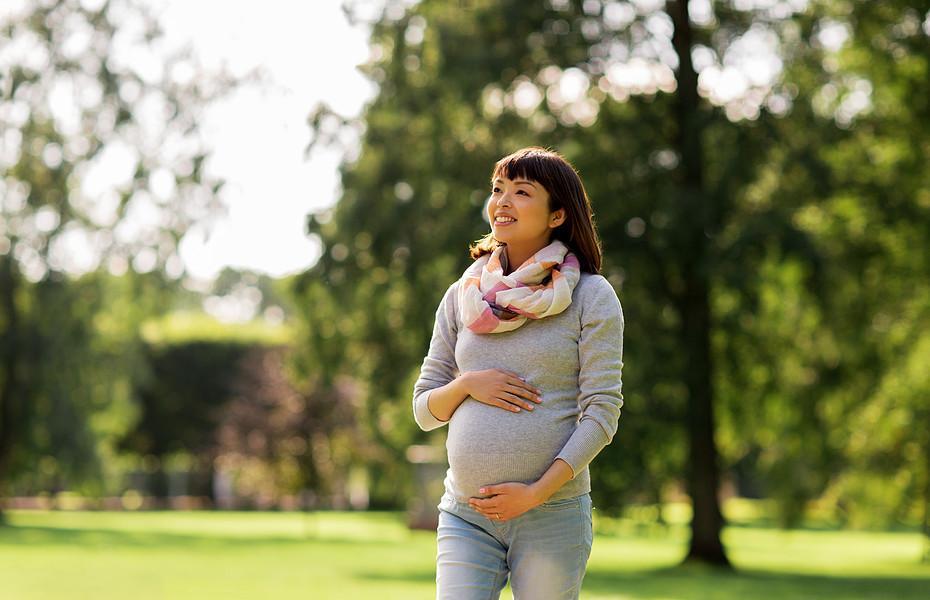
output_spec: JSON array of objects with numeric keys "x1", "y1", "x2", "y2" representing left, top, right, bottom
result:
[{"x1": 487, "y1": 175, "x2": 565, "y2": 247}]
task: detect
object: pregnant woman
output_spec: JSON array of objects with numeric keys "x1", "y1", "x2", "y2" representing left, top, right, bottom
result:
[{"x1": 412, "y1": 146, "x2": 625, "y2": 600}]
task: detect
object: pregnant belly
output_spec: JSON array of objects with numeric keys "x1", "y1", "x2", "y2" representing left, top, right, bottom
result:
[{"x1": 445, "y1": 398, "x2": 576, "y2": 499}]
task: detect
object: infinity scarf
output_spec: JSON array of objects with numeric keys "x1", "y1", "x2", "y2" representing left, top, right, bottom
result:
[{"x1": 459, "y1": 240, "x2": 582, "y2": 334}]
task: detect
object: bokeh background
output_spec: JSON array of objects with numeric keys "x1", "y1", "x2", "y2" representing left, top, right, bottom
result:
[{"x1": 2, "y1": 0, "x2": 929, "y2": 598}]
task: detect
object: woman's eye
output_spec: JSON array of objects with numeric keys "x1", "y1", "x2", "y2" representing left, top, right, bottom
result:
[{"x1": 490, "y1": 187, "x2": 529, "y2": 195}]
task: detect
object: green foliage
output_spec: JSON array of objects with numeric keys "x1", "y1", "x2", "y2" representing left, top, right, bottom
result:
[
  {"x1": 0, "y1": 0, "x2": 240, "y2": 515},
  {"x1": 140, "y1": 311, "x2": 292, "y2": 347},
  {"x1": 295, "y1": 0, "x2": 930, "y2": 540},
  {"x1": 2, "y1": 0, "x2": 927, "y2": 544},
  {"x1": 119, "y1": 340, "x2": 253, "y2": 459}
]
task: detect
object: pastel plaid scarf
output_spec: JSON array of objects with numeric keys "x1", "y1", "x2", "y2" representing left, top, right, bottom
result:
[{"x1": 459, "y1": 240, "x2": 582, "y2": 334}]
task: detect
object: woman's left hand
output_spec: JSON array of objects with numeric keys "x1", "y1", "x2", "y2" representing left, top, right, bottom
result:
[{"x1": 468, "y1": 482, "x2": 544, "y2": 521}]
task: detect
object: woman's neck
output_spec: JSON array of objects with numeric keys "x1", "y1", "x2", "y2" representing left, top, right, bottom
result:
[{"x1": 501, "y1": 240, "x2": 550, "y2": 275}]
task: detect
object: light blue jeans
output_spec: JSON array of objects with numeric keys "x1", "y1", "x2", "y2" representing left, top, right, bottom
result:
[{"x1": 434, "y1": 491, "x2": 594, "y2": 600}]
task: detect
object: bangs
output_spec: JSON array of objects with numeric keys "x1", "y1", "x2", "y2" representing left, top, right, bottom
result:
[{"x1": 490, "y1": 151, "x2": 550, "y2": 186}]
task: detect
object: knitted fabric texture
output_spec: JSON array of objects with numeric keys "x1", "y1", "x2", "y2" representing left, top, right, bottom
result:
[{"x1": 413, "y1": 272, "x2": 625, "y2": 503}]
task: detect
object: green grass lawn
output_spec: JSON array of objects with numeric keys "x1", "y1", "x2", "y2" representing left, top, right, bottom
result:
[{"x1": 1, "y1": 508, "x2": 928, "y2": 599}]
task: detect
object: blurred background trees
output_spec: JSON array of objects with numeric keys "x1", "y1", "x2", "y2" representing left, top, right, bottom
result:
[
  {"x1": 299, "y1": 0, "x2": 930, "y2": 564},
  {"x1": 2, "y1": 0, "x2": 929, "y2": 566},
  {"x1": 0, "y1": 0, "x2": 235, "y2": 521}
]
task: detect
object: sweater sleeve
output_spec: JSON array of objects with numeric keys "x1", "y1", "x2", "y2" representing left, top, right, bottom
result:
[
  {"x1": 412, "y1": 281, "x2": 461, "y2": 431},
  {"x1": 554, "y1": 277, "x2": 625, "y2": 479}
]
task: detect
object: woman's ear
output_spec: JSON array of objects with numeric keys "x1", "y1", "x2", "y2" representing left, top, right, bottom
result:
[{"x1": 550, "y1": 208, "x2": 566, "y2": 229}]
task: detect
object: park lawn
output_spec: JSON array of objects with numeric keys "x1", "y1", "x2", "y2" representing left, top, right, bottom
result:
[{"x1": 0, "y1": 509, "x2": 928, "y2": 599}]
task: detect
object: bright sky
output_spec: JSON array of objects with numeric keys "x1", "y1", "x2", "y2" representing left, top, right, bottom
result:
[{"x1": 148, "y1": 0, "x2": 378, "y2": 281}]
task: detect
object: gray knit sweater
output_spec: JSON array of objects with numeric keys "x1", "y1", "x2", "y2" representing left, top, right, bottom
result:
[{"x1": 412, "y1": 271, "x2": 625, "y2": 503}]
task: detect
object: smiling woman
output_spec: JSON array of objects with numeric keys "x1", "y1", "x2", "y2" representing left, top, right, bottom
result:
[{"x1": 412, "y1": 146, "x2": 625, "y2": 599}]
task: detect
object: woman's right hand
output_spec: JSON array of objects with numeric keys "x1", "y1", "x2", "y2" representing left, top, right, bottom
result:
[{"x1": 460, "y1": 369, "x2": 542, "y2": 413}]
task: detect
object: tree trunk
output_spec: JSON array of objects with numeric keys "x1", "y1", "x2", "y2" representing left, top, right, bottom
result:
[
  {"x1": 923, "y1": 437, "x2": 930, "y2": 563},
  {"x1": 667, "y1": 0, "x2": 731, "y2": 566},
  {"x1": 0, "y1": 256, "x2": 22, "y2": 526},
  {"x1": 679, "y1": 277, "x2": 729, "y2": 565}
]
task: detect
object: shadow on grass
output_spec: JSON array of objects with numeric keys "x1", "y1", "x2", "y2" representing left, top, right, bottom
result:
[
  {"x1": 354, "y1": 568, "x2": 436, "y2": 584},
  {"x1": 581, "y1": 564, "x2": 930, "y2": 600},
  {"x1": 0, "y1": 524, "x2": 408, "y2": 550},
  {"x1": 354, "y1": 562, "x2": 930, "y2": 600}
]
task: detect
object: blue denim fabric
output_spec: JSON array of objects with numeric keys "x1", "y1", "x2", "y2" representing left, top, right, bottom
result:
[{"x1": 434, "y1": 491, "x2": 594, "y2": 600}]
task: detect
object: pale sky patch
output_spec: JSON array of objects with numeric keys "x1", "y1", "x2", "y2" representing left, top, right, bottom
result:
[{"x1": 145, "y1": 0, "x2": 377, "y2": 281}]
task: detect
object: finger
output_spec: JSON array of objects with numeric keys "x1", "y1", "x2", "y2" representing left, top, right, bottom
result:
[
  {"x1": 505, "y1": 383, "x2": 541, "y2": 404},
  {"x1": 491, "y1": 397, "x2": 521, "y2": 412},
  {"x1": 504, "y1": 370, "x2": 538, "y2": 391},
  {"x1": 501, "y1": 391, "x2": 535, "y2": 411},
  {"x1": 504, "y1": 392, "x2": 535, "y2": 411},
  {"x1": 470, "y1": 494, "x2": 500, "y2": 506},
  {"x1": 507, "y1": 376, "x2": 542, "y2": 400},
  {"x1": 470, "y1": 495, "x2": 495, "y2": 505}
]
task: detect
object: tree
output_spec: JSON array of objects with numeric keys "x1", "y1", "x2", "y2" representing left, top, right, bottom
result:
[
  {"x1": 788, "y1": 0, "x2": 930, "y2": 554},
  {"x1": 0, "y1": 0, "x2": 241, "y2": 522},
  {"x1": 296, "y1": 0, "x2": 930, "y2": 568}
]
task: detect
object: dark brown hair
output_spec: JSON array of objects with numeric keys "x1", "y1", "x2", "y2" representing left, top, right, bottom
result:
[{"x1": 468, "y1": 146, "x2": 603, "y2": 274}]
